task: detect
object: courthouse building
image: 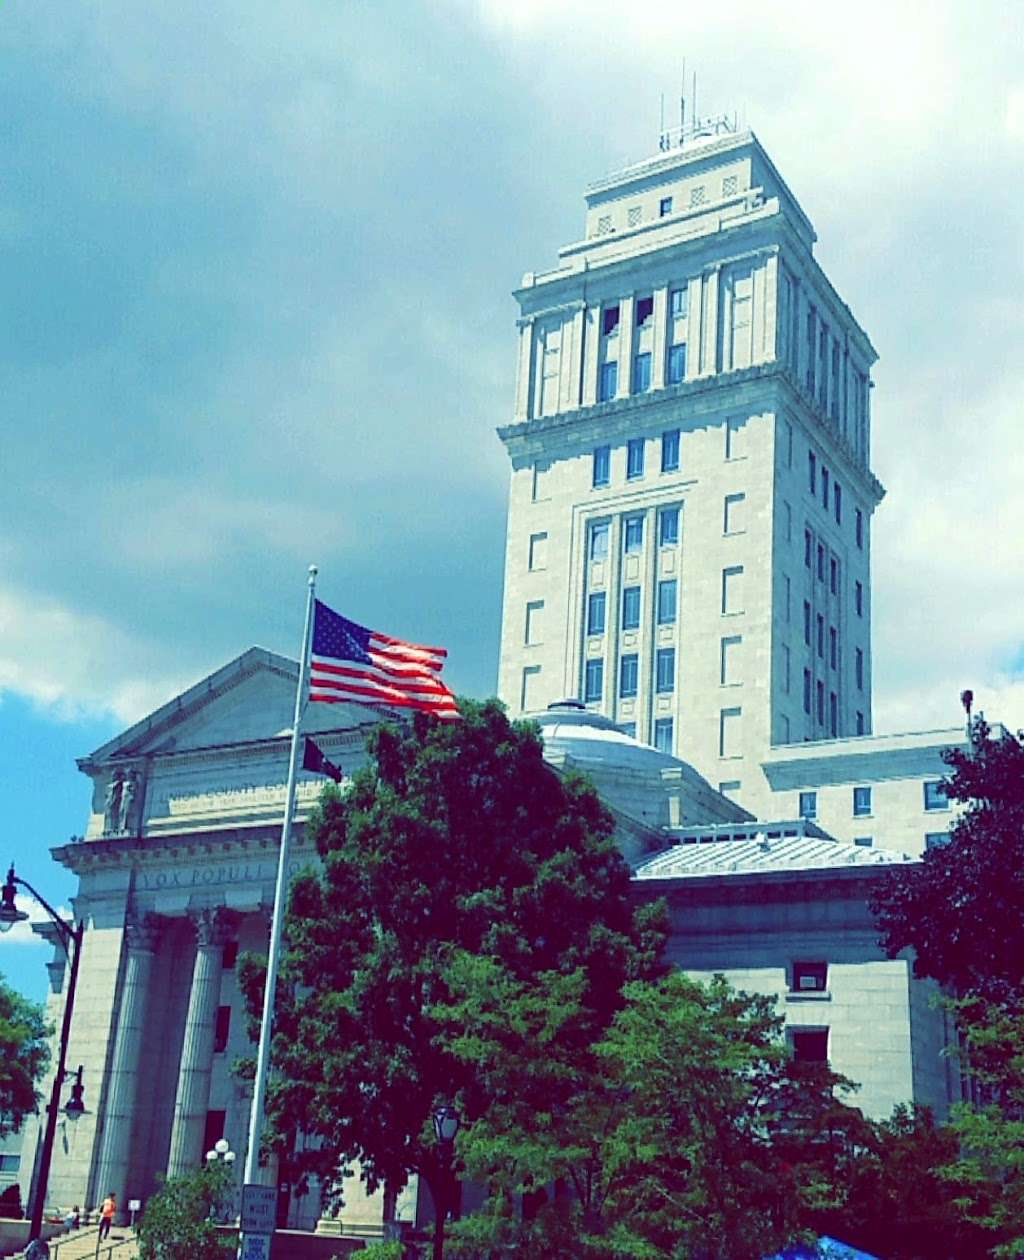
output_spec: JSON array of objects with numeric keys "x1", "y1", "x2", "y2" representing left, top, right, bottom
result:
[{"x1": 20, "y1": 122, "x2": 972, "y2": 1235}]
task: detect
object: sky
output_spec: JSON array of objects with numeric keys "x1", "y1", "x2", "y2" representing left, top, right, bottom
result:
[{"x1": 1, "y1": 0, "x2": 1022, "y2": 1000}]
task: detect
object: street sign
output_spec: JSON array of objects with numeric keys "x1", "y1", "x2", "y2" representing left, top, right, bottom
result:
[
  {"x1": 239, "y1": 1234, "x2": 272, "y2": 1260},
  {"x1": 240, "y1": 1183, "x2": 277, "y2": 1234},
  {"x1": 128, "y1": 1199, "x2": 141, "y2": 1211}
]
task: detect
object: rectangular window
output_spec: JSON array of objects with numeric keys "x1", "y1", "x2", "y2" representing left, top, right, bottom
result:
[
  {"x1": 532, "y1": 462, "x2": 550, "y2": 502},
  {"x1": 721, "y1": 566, "x2": 744, "y2": 615},
  {"x1": 620, "y1": 722, "x2": 637, "y2": 739},
  {"x1": 854, "y1": 836, "x2": 873, "y2": 848},
  {"x1": 853, "y1": 786, "x2": 872, "y2": 817},
  {"x1": 791, "y1": 1029, "x2": 829, "y2": 1064},
  {"x1": 855, "y1": 648, "x2": 864, "y2": 690},
  {"x1": 834, "y1": 482, "x2": 842, "y2": 524},
  {"x1": 529, "y1": 532, "x2": 548, "y2": 571},
  {"x1": 822, "y1": 466, "x2": 830, "y2": 510},
  {"x1": 657, "y1": 579, "x2": 677, "y2": 625},
  {"x1": 816, "y1": 614, "x2": 824, "y2": 657},
  {"x1": 661, "y1": 428, "x2": 680, "y2": 471},
  {"x1": 635, "y1": 295, "x2": 654, "y2": 326},
  {"x1": 856, "y1": 711, "x2": 865, "y2": 735},
  {"x1": 0, "y1": 1154, "x2": 19, "y2": 1173},
  {"x1": 667, "y1": 342, "x2": 686, "y2": 384},
  {"x1": 804, "y1": 529, "x2": 812, "y2": 568},
  {"x1": 599, "y1": 360, "x2": 618, "y2": 402},
  {"x1": 925, "y1": 832, "x2": 951, "y2": 850},
  {"x1": 602, "y1": 304, "x2": 620, "y2": 336},
  {"x1": 590, "y1": 522, "x2": 609, "y2": 561},
  {"x1": 202, "y1": 1110, "x2": 226, "y2": 1155},
  {"x1": 222, "y1": 941, "x2": 239, "y2": 970},
  {"x1": 829, "y1": 626, "x2": 837, "y2": 669},
  {"x1": 593, "y1": 445, "x2": 611, "y2": 487},
  {"x1": 587, "y1": 591, "x2": 606, "y2": 635},
  {"x1": 725, "y1": 417, "x2": 743, "y2": 459},
  {"x1": 817, "y1": 543, "x2": 825, "y2": 582},
  {"x1": 669, "y1": 285, "x2": 687, "y2": 316},
  {"x1": 799, "y1": 790, "x2": 817, "y2": 819},
  {"x1": 626, "y1": 437, "x2": 645, "y2": 479},
  {"x1": 659, "y1": 507, "x2": 680, "y2": 546},
  {"x1": 214, "y1": 1005, "x2": 231, "y2": 1054},
  {"x1": 719, "y1": 707, "x2": 742, "y2": 757},
  {"x1": 924, "y1": 781, "x2": 949, "y2": 811},
  {"x1": 721, "y1": 635, "x2": 742, "y2": 686},
  {"x1": 660, "y1": 196, "x2": 674, "y2": 218},
  {"x1": 803, "y1": 601, "x2": 811, "y2": 646},
  {"x1": 654, "y1": 717, "x2": 674, "y2": 754},
  {"x1": 830, "y1": 557, "x2": 838, "y2": 596},
  {"x1": 803, "y1": 669, "x2": 812, "y2": 714},
  {"x1": 719, "y1": 780, "x2": 741, "y2": 796},
  {"x1": 623, "y1": 516, "x2": 644, "y2": 553},
  {"x1": 619, "y1": 653, "x2": 638, "y2": 699},
  {"x1": 584, "y1": 658, "x2": 604, "y2": 702},
  {"x1": 808, "y1": 450, "x2": 817, "y2": 494},
  {"x1": 784, "y1": 575, "x2": 791, "y2": 622},
  {"x1": 792, "y1": 961, "x2": 828, "y2": 993},
  {"x1": 622, "y1": 586, "x2": 641, "y2": 630},
  {"x1": 829, "y1": 692, "x2": 838, "y2": 737},
  {"x1": 521, "y1": 665, "x2": 541, "y2": 710},
  {"x1": 525, "y1": 600, "x2": 544, "y2": 646},
  {"x1": 782, "y1": 643, "x2": 791, "y2": 692},
  {"x1": 633, "y1": 352, "x2": 652, "y2": 393},
  {"x1": 855, "y1": 581, "x2": 864, "y2": 616},
  {"x1": 655, "y1": 647, "x2": 675, "y2": 693},
  {"x1": 627, "y1": 204, "x2": 642, "y2": 228},
  {"x1": 816, "y1": 680, "x2": 825, "y2": 725},
  {"x1": 856, "y1": 508, "x2": 864, "y2": 549},
  {"x1": 723, "y1": 493, "x2": 746, "y2": 535}
]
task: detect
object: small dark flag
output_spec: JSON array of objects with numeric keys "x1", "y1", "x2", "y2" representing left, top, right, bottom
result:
[{"x1": 302, "y1": 737, "x2": 343, "y2": 784}]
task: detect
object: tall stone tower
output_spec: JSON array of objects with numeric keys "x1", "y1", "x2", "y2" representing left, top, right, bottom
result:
[{"x1": 497, "y1": 122, "x2": 884, "y2": 805}]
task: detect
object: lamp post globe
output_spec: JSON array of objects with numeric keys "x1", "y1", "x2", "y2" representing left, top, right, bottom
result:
[{"x1": 0, "y1": 867, "x2": 29, "y2": 933}]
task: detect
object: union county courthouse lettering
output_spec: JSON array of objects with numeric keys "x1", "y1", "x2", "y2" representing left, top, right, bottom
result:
[{"x1": 19, "y1": 123, "x2": 973, "y2": 1238}]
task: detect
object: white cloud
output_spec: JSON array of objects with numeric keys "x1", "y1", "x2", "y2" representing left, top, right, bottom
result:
[{"x1": 0, "y1": 906, "x2": 72, "y2": 949}]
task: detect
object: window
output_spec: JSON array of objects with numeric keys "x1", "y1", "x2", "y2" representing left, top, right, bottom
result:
[
  {"x1": 816, "y1": 680, "x2": 825, "y2": 724},
  {"x1": 854, "y1": 836, "x2": 873, "y2": 848},
  {"x1": 817, "y1": 543, "x2": 825, "y2": 582},
  {"x1": 803, "y1": 669, "x2": 812, "y2": 714},
  {"x1": 808, "y1": 450, "x2": 817, "y2": 494},
  {"x1": 779, "y1": 713, "x2": 791, "y2": 743},
  {"x1": 587, "y1": 591, "x2": 606, "y2": 635},
  {"x1": 924, "y1": 781, "x2": 949, "y2": 811},
  {"x1": 719, "y1": 707, "x2": 742, "y2": 757},
  {"x1": 723, "y1": 493, "x2": 746, "y2": 535},
  {"x1": 784, "y1": 575, "x2": 791, "y2": 622},
  {"x1": 222, "y1": 941, "x2": 239, "y2": 970},
  {"x1": 622, "y1": 586, "x2": 641, "y2": 630},
  {"x1": 660, "y1": 196, "x2": 674, "y2": 217},
  {"x1": 670, "y1": 286, "x2": 688, "y2": 317},
  {"x1": 620, "y1": 722, "x2": 637, "y2": 739},
  {"x1": 829, "y1": 626, "x2": 837, "y2": 669},
  {"x1": 856, "y1": 711, "x2": 865, "y2": 735},
  {"x1": 635, "y1": 295, "x2": 654, "y2": 326},
  {"x1": 725, "y1": 417, "x2": 744, "y2": 459},
  {"x1": 721, "y1": 635, "x2": 742, "y2": 685},
  {"x1": 525, "y1": 600, "x2": 544, "y2": 645},
  {"x1": 830, "y1": 557, "x2": 838, "y2": 596},
  {"x1": 584, "y1": 659, "x2": 604, "y2": 702},
  {"x1": 202, "y1": 1110, "x2": 226, "y2": 1156},
  {"x1": 721, "y1": 566, "x2": 744, "y2": 615},
  {"x1": 829, "y1": 692, "x2": 838, "y2": 736},
  {"x1": 804, "y1": 529, "x2": 812, "y2": 568},
  {"x1": 855, "y1": 581, "x2": 864, "y2": 616},
  {"x1": 623, "y1": 516, "x2": 644, "y2": 552},
  {"x1": 781, "y1": 643, "x2": 791, "y2": 692},
  {"x1": 0, "y1": 1154, "x2": 19, "y2": 1173},
  {"x1": 856, "y1": 508, "x2": 864, "y2": 549},
  {"x1": 619, "y1": 654, "x2": 638, "y2": 699},
  {"x1": 657, "y1": 579, "x2": 677, "y2": 624},
  {"x1": 821, "y1": 466, "x2": 830, "y2": 509},
  {"x1": 792, "y1": 961, "x2": 828, "y2": 993},
  {"x1": 834, "y1": 482, "x2": 843, "y2": 524},
  {"x1": 214, "y1": 1005, "x2": 231, "y2": 1054},
  {"x1": 659, "y1": 507, "x2": 680, "y2": 546},
  {"x1": 853, "y1": 786, "x2": 872, "y2": 817},
  {"x1": 719, "y1": 780, "x2": 741, "y2": 796},
  {"x1": 782, "y1": 501, "x2": 792, "y2": 542},
  {"x1": 926, "y1": 832, "x2": 951, "y2": 850},
  {"x1": 655, "y1": 647, "x2": 675, "y2": 693},
  {"x1": 661, "y1": 428, "x2": 680, "y2": 472},
  {"x1": 855, "y1": 648, "x2": 864, "y2": 690},
  {"x1": 593, "y1": 445, "x2": 611, "y2": 487},
  {"x1": 529, "y1": 532, "x2": 548, "y2": 571},
  {"x1": 590, "y1": 522, "x2": 609, "y2": 561},
  {"x1": 626, "y1": 438, "x2": 645, "y2": 479},
  {"x1": 690, "y1": 184, "x2": 706, "y2": 206},
  {"x1": 599, "y1": 361, "x2": 618, "y2": 402},
  {"x1": 722, "y1": 174, "x2": 738, "y2": 196},
  {"x1": 633, "y1": 352, "x2": 652, "y2": 393},
  {"x1": 654, "y1": 717, "x2": 674, "y2": 754},
  {"x1": 816, "y1": 614, "x2": 824, "y2": 657},
  {"x1": 791, "y1": 1029, "x2": 829, "y2": 1063},
  {"x1": 597, "y1": 214, "x2": 613, "y2": 236},
  {"x1": 602, "y1": 304, "x2": 620, "y2": 336},
  {"x1": 803, "y1": 601, "x2": 811, "y2": 646},
  {"x1": 667, "y1": 342, "x2": 686, "y2": 384},
  {"x1": 799, "y1": 790, "x2": 817, "y2": 819},
  {"x1": 521, "y1": 665, "x2": 541, "y2": 710},
  {"x1": 627, "y1": 204, "x2": 642, "y2": 227},
  {"x1": 532, "y1": 462, "x2": 550, "y2": 501}
]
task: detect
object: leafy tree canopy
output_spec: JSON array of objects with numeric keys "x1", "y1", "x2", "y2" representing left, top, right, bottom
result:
[
  {"x1": 240, "y1": 698, "x2": 666, "y2": 1210},
  {"x1": 0, "y1": 972, "x2": 49, "y2": 1139},
  {"x1": 872, "y1": 717, "x2": 1024, "y2": 1002}
]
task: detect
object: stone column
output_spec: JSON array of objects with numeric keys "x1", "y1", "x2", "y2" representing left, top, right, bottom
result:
[
  {"x1": 166, "y1": 909, "x2": 228, "y2": 1177},
  {"x1": 92, "y1": 915, "x2": 161, "y2": 1218}
]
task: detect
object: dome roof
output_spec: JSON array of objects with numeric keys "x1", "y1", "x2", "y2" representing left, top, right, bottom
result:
[{"x1": 534, "y1": 699, "x2": 685, "y2": 774}]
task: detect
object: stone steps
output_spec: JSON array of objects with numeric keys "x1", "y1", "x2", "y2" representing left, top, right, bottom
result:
[{"x1": 9, "y1": 1226, "x2": 137, "y2": 1260}]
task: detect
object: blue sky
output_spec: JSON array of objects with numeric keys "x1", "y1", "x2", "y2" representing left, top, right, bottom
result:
[{"x1": 2, "y1": 0, "x2": 1023, "y2": 1001}]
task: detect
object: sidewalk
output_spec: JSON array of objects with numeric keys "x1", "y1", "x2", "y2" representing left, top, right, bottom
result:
[{"x1": 10, "y1": 1225, "x2": 137, "y2": 1260}]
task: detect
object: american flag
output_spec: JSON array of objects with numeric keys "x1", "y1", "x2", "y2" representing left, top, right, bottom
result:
[{"x1": 307, "y1": 600, "x2": 459, "y2": 720}]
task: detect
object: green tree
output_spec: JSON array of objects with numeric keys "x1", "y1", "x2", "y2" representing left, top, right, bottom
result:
[
  {"x1": 0, "y1": 972, "x2": 49, "y2": 1139},
  {"x1": 135, "y1": 1163, "x2": 234, "y2": 1260},
  {"x1": 436, "y1": 962, "x2": 867, "y2": 1260},
  {"x1": 239, "y1": 699, "x2": 666, "y2": 1220}
]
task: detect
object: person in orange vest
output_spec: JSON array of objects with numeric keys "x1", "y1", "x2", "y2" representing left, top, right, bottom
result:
[{"x1": 98, "y1": 1192, "x2": 116, "y2": 1241}]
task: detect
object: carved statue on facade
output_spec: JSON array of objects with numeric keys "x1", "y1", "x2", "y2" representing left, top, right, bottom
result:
[
  {"x1": 117, "y1": 770, "x2": 138, "y2": 834},
  {"x1": 103, "y1": 773, "x2": 124, "y2": 835}
]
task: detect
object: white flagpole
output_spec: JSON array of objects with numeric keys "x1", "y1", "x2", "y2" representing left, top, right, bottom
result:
[{"x1": 242, "y1": 563, "x2": 318, "y2": 1192}]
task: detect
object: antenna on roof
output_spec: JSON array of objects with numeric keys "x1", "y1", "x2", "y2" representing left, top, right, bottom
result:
[
  {"x1": 680, "y1": 58, "x2": 686, "y2": 141},
  {"x1": 692, "y1": 70, "x2": 698, "y2": 132}
]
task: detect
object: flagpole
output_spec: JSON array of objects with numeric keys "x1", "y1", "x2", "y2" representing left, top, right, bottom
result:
[{"x1": 242, "y1": 564, "x2": 318, "y2": 1192}]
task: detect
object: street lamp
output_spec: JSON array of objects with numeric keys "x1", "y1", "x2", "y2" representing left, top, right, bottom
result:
[
  {"x1": 0, "y1": 865, "x2": 86, "y2": 1244},
  {"x1": 205, "y1": 1138, "x2": 237, "y2": 1225},
  {"x1": 431, "y1": 1105, "x2": 460, "y2": 1260}
]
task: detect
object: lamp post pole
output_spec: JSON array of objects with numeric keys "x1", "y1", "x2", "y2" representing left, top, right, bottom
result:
[
  {"x1": 0, "y1": 866, "x2": 85, "y2": 1244},
  {"x1": 431, "y1": 1106, "x2": 459, "y2": 1260}
]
